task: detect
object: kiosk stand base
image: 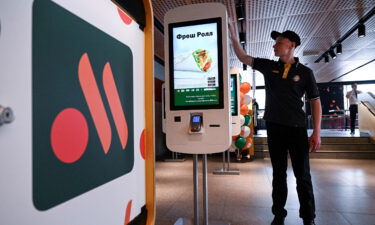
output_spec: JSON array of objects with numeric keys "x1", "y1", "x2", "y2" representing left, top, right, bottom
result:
[
  {"x1": 164, "y1": 151, "x2": 186, "y2": 162},
  {"x1": 213, "y1": 150, "x2": 240, "y2": 175},
  {"x1": 174, "y1": 218, "x2": 230, "y2": 225},
  {"x1": 174, "y1": 154, "x2": 230, "y2": 225}
]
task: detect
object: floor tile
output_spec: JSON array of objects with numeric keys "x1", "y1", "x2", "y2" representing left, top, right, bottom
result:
[{"x1": 341, "y1": 212, "x2": 375, "y2": 225}]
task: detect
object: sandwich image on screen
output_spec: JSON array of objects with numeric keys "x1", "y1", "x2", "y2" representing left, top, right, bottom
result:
[
  {"x1": 171, "y1": 19, "x2": 222, "y2": 108},
  {"x1": 174, "y1": 49, "x2": 212, "y2": 72}
]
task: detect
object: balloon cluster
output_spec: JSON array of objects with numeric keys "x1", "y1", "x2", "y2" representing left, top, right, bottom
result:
[{"x1": 231, "y1": 82, "x2": 253, "y2": 152}]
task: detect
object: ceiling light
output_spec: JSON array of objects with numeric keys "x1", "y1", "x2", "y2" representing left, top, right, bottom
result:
[
  {"x1": 239, "y1": 32, "x2": 246, "y2": 44},
  {"x1": 324, "y1": 54, "x2": 329, "y2": 63},
  {"x1": 336, "y1": 43, "x2": 342, "y2": 54},
  {"x1": 236, "y1": 4, "x2": 245, "y2": 21},
  {"x1": 329, "y1": 49, "x2": 337, "y2": 59},
  {"x1": 315, "y1": 7, "x2": 374, "y2": 63},
  {"x1": 358, "y1": 23, "x2": 366, "y2": 37}
]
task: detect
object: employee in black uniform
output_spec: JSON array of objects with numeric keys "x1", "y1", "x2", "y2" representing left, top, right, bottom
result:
[
  {"x1": 229, "y1": 23, "x2": 322, "y2": 225},
  {"x1": 346, "y1": 83, "x2": 362, "y2": 134}
]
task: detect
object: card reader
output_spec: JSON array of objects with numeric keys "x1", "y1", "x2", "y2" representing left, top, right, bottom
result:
[{"x1": 190, "y1": 114, "x2": 202, "y2": 132}]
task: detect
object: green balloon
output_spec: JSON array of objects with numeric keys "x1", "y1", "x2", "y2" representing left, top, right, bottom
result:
[
  {"x1": 235, "y1": 137, "x2": 246, "y2": 149},
  {"x1": 244, "y1": 115, "x2": 250, "y2": 126}
]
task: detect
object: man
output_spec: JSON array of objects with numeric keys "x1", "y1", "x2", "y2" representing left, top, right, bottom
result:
[
  {"x1": 229, "y1": 23, "x2": 322, "y2": 225},
  {"x1": 346, "y1": 83, "x2": 362, "y2": 134}
]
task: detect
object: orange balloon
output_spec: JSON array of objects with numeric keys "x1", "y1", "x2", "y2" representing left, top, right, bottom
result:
[
  {"x1": 240, "y1": 92, "x2": 245, "y2": 104},
  {"x1": 240, "y1": 82, "x2": 251, "y2": 94},
  {"x1": 242, "y1": 137, "x2": 253, "y2": 150},
  {"x1": 232, "y1": 135, "x2": 239, "y2": 141},
  {"x1": 240, "y1": 104, "x2": 249, "y2": 116}
]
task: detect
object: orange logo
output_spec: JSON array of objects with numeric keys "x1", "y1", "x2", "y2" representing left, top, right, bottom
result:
[{"x1": 50, "y1": 53, "x2": 128, "y2": 163}]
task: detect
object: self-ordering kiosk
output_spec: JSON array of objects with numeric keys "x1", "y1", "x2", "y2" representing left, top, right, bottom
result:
[
  {"x1": 164, "y1": 3, "x2": 231, "y2": 154},
  {"x1": 162, "y1": 83, "x2": 166, "y2": 134},
  {"x1": 230, "y1": 72, "x2": 241, "y2": 135}
]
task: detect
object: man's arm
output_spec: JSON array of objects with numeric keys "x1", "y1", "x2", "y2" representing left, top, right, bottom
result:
[
  {"x1": 309, "y1": 98, "x2": 322, "y2": 152},
  {"x1": 345, "y1": 91, "x2": 351, "y2": 98},
  {"x1": 228, "y1": 22, "x2": 253, "y2": 66}
]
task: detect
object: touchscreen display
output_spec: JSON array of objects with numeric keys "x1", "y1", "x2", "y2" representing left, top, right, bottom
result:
[
  {"x1": 230, "y1": 74, "x2": 238, "y2": 116},
  {"x1": 169, "y1": 18, "x2": 223, "y2": 110}
]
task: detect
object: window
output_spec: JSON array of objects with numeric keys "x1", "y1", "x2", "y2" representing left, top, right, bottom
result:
[{"x1": 343, "y1": 83, "x2": 375, "y2": 110}]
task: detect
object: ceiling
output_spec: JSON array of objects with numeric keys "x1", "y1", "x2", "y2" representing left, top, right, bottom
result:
[{"x1": 151, "y1": 0, "x2": 375, "y2": 84}]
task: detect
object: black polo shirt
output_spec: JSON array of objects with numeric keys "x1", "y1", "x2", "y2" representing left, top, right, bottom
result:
[{"x1": 253, "y1": 57, "x2": 319, "y2": 127}]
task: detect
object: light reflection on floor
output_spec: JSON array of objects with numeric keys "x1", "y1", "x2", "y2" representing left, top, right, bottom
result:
[{"x1": 254, "y1": 129, "x2": 369, "y2": 138}]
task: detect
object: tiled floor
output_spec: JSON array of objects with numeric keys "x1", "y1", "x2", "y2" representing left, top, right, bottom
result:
[{"x1": 155, "y1": 157, "x2": 375, "y2": 225}]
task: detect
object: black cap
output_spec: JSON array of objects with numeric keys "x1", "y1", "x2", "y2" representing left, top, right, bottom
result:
[{"x1": 271, "y1": 30, "x2": 301, "y2": 47}]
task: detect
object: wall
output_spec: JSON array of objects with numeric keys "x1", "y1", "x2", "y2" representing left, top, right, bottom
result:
[
  {"x1": 0, "y1": 0, "x2": 147, "y2": 223},
  {"x1": 154, "y1": 60, "x2": 169, "y2": 159}
]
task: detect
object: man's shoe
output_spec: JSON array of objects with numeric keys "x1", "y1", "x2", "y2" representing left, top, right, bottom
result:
[
  {"x1": 303, "y1": 219, "x2": 316, "y2": 225},
  {"x1": 271, "y1": 216, "x2": 285, "y2": 225}
]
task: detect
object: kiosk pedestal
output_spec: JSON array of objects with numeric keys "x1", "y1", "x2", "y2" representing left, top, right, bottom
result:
[
  {"x1": 164, "y1": 152, "x2": 185, "y2": 162},
  {"x1": 213, "y1": 150, "x2": 240, "y2": 175},
  {"x1": 174, "y1": 154, "x2": 230, "y2": 225}
]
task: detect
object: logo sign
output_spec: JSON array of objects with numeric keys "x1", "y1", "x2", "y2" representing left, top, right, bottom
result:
[
  {"x1": 32, "y1": 0, "x2": 134, "y2": 210},
  {"x1": 293, "y1": 75, "x2": 300, "y2": 82}
]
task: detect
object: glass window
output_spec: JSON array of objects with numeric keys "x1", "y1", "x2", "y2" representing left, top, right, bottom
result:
[
  {"x1": 344, "y1": 83, "x2": 375, "y2": 109},
  {"x1": 254, "y1": 88, "x2": 266, "y2": 110}
]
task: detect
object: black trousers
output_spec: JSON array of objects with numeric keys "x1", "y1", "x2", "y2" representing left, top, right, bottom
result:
[
  {"x1": 349, "y1": 105, "x2": 358, "y2": 133},
  {"x1": 266, "y1": 121, "x2": 316, "y2": 220}
]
